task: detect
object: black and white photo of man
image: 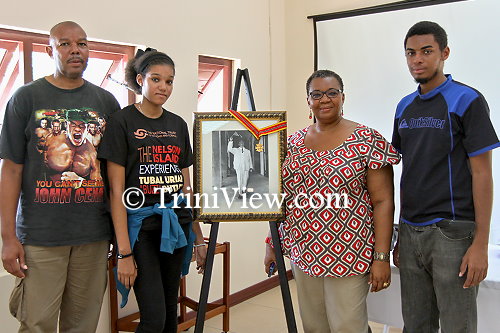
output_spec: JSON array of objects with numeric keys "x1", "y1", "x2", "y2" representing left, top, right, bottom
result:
[{"x1": 227, "y1": 135, "x2": 253, "y2": 197}]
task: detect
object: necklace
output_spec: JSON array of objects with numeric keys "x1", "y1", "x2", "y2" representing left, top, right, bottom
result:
[
  {"x1": 136, "y1": 103, "x2": 144, "y2": 113},
  {"x1": 136, "y1": 102, "x2": 162, "y2": 118}
]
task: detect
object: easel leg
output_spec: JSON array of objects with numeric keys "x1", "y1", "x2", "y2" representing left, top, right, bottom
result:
[
  {"x1": 194, "y1": 222, "x2": 219, "y2": 333},
  {"x1": 269, "y1": 221, "x2": 298, "y2": 333},
  {"x1": 222, "y1": 242, "x2": 230, "y2": 333}
]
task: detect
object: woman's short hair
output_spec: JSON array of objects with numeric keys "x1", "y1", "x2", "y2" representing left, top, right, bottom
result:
[{"x1": 306, "y1": 70, "x2": 344, "y2": 93}]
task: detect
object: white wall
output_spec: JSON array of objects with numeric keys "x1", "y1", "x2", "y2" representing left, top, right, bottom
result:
[{"x1": 284, "y1": 0, "x2": 394, "y2": 134}]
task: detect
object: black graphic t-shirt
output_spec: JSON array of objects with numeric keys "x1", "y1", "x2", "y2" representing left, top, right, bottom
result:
[
  {"x1": 0, "y1": 78, "x2": 120, "y2": 246},
  {"x1": 98, "y1": 104, "x2": 193, "y2": 226}
]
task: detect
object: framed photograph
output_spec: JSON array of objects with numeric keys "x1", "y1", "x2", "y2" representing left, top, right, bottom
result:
[{"x1": 193, "y1": 111, "x2": 286, "y2": 221}]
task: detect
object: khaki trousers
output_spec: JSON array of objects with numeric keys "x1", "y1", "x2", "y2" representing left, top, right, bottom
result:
[
  {"x1": 292, "y1": 264, "x2": 370, "y2": 333},
  {"x1": 9, "y1": 240, "x2": 108, "y2": 333}
]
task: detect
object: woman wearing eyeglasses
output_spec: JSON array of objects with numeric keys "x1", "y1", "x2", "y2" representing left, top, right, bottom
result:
[{"x1": 264, "y1": 70, "x2": 400, "y2": 333}]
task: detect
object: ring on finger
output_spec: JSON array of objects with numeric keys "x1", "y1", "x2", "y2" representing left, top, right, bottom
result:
[{"x1": 383, "y1": 282, "x2": 390, "y2": 288}]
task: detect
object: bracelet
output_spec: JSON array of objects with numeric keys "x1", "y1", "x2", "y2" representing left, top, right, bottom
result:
[
  {"x1": 193, "y1": 244, "x2": 206, "y2": 248},
  {"x1": 117, "y1": 252, "x2": 133, "y2": 259},
  {"x1": 373, "y1": 251, "x2": 390, "y2": 262},
  {"x1": 265, "y1": 236, "x2": 272, "y2": 245}
]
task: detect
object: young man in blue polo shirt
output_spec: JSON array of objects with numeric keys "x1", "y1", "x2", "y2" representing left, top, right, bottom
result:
[{"x1": 392, "y1": 21, "x2": 499, "y2": 332}]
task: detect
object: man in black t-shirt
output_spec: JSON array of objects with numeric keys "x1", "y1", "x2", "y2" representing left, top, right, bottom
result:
[
  {"x1": 392, "y1": 21, "x2": 499, "y2": 332},
  {"x1": 0, "y1": 21, "x2": 120, "y2": 333}
]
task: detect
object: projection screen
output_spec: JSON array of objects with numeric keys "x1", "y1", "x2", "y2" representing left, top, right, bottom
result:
[{"x1": 314, "y1": 0, "x2": 500, "y2": 243}]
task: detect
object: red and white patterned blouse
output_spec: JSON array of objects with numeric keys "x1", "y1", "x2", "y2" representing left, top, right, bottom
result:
[{"x1": 281, "y1": 124, "x2": 400, "y2": 277}]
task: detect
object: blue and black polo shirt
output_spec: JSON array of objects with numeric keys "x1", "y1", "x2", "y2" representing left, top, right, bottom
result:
[{"x1": 392, "y1": 74, "x2": 499, "y2": 226}]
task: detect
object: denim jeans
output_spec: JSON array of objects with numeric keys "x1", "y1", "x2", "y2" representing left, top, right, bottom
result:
[{"x1": 399, "y1": 221, "x2": 478, "y2": 333}]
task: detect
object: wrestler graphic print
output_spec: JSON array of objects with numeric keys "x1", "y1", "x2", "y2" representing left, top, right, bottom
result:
[{"x1": 33, "y1": 108, "x2": 106, "y2": 204}]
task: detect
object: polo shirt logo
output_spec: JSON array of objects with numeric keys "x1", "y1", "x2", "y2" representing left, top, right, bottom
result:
[{"x1": 401, "y1": 117, "x2": 445, "y2": 129}]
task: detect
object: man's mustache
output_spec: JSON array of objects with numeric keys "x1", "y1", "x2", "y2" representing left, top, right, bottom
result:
[{"x1": 67, "y1": 57, "x2": 84, "y2": 63}]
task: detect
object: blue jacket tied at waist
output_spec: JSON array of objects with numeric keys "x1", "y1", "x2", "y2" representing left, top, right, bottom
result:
[{"x1": 115, "y1": 195, "x2": 195, "y2": 308}]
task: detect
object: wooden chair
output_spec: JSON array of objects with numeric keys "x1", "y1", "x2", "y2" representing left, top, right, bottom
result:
[{"x1": 108, "y1": 239, "x2": 230, "y2": 333}]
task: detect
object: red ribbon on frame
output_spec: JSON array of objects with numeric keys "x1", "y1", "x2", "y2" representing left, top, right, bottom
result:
[{"x1": 228, "y1": 109, "x2": 287, "y2": 140}]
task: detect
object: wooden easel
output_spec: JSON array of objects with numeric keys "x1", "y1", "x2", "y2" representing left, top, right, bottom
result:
[{"x1": 193, "y1": 68, "x2": 297, "y2": 333}]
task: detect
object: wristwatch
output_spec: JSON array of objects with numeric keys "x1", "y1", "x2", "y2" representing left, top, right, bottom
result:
[{"x1": 373, "y1": 251, "x2": 390, "y2": 262}]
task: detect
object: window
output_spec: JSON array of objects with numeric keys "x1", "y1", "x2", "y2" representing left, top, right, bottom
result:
[
  {"x1": 0, "y1": 37, "x2": 23, "y2": 115},
  {"x1": 197, "y1": 55, "x2": 232, "y2": 112},
  {"x1": 0, "y1": 28, "x2": 135, "y2": 124}
]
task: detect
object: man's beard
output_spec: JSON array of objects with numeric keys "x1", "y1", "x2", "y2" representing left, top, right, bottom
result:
[{"x1": 414, "y1": 69, "x2": 438, "y2": 85}]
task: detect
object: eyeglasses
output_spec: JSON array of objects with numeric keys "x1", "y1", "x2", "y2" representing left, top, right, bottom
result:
[{"x1": 308, "y1": 88, "x2": 343, "y2": 100}]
